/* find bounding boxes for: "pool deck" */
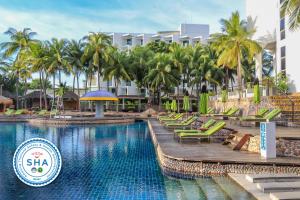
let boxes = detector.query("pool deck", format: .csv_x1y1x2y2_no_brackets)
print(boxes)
148,119,300,177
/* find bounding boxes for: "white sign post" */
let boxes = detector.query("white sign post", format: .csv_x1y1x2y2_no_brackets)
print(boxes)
260,122,276,159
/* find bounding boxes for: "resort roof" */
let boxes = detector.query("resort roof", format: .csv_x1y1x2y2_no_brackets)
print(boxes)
24,91,51,99
61,91,79,101
0,96,13,105
80,90,118,101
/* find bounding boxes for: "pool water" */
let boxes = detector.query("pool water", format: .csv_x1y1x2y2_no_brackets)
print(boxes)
0,122,254,200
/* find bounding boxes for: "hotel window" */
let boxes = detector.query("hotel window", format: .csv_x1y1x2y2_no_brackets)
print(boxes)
125,81,131,87
182,40,189,46
280,1,286,40
126,38,132,45
140,39,143,45
168,40,172,44
281,46,286,73
155,39,160,43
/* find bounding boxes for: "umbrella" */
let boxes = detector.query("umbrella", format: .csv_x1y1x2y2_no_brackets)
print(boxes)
171,99,177,112
221,87,228,112
253,78,261,115
165,101,171,112
183,96,190,112
253,84,261,105
199,85,208,114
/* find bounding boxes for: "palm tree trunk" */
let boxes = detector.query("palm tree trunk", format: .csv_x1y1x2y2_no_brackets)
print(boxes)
97,67,101,90
237,52,242,100
53,74,56,105
177,86,180,113
58,70,62,85
42,71,48,109
225,67,229,89
16,72,19,110
39,71,42,109
115,81,119,112
24,79,28,109
72,72,76,92
77,72,80,111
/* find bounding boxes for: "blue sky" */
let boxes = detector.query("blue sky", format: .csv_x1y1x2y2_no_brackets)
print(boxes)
0,0,245,42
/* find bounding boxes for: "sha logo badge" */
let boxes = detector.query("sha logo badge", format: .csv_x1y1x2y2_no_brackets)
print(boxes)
13,138,62,187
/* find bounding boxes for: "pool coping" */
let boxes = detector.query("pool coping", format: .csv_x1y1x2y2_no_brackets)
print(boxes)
147,120,300,178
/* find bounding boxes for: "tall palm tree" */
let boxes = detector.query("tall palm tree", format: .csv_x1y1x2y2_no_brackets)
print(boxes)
66,39,85,99
281,0,300,31
129,46,154,93
145,53,178,111
0,28,37,108
47,38,70,104
213,11,262,99
83,32,111,90
103,49,131,112
29,41,51,109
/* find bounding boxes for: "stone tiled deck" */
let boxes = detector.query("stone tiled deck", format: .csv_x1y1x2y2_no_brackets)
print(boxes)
148,119,300,177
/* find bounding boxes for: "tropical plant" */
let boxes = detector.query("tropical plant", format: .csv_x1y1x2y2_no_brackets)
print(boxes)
47,38,71,103
0,28,37,108
212,11,262,99
83,32,111,90
145,53,178,111
281,0,300,31
103,49,131,111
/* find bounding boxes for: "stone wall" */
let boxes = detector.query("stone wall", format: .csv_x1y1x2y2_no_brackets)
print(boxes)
147,120,300,177
209,97,274,117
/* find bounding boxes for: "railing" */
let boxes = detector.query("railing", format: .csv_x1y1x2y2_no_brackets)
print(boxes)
276,88,295,122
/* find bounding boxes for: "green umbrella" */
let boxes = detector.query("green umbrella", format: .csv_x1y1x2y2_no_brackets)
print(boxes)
183,96,190,112
165,101,171,111
253,84,261,105
199,93,208,114
171,99,177,112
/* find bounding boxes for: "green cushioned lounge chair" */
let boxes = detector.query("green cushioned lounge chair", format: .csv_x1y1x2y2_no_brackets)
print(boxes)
160,113,183,122
165,116,198,128
158,112,176,120
177,121,226,142
210,107,232,116
174,119,216,136
255,108,269,118
240,109,281,122
211,107,239,117
207,107,214,114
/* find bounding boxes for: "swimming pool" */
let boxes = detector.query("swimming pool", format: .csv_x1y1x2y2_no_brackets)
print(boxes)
0,122,254,199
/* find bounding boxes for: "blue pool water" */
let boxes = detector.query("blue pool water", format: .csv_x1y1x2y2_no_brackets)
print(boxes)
0,122,254,200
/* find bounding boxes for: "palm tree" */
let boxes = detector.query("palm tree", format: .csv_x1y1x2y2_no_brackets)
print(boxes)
145,53,178,111
213,11,262,99
83,32,111,90
281,0,300,31
129,46,154,94
47,38,70,104
103,49,131,112
29,41,51,109
66,39,85,100
0,28,37,108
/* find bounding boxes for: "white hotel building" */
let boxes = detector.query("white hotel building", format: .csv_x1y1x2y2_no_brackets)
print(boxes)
246,0,300,93
90,24,210,97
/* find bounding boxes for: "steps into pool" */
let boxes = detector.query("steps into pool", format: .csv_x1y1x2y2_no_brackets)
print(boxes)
229,173,300,200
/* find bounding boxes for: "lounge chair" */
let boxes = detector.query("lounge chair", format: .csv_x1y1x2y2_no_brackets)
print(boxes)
174,118,216,136
207,107,214,114
254,108,269,118
177,121,226,142
240,108,281,122
165,116,198,128
159,113,183,122
209,107,232,116
212,107,239,117
158,112,176,120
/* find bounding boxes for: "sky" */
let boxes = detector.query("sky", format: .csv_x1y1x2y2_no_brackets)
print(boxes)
0,0,245,42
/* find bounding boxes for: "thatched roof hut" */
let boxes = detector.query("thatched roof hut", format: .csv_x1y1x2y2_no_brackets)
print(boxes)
0,96,13,112
24,91,51,100
61,91,79,110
